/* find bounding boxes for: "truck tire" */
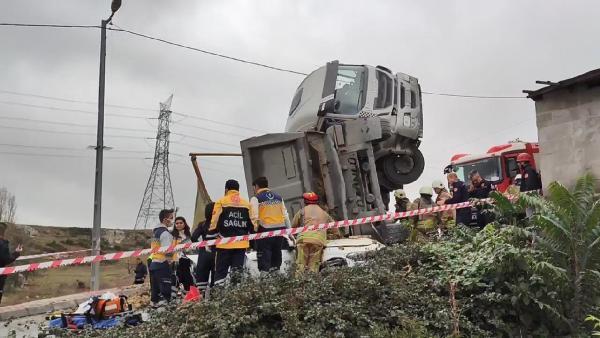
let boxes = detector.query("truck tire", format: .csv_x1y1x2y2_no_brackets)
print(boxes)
378,145,425,188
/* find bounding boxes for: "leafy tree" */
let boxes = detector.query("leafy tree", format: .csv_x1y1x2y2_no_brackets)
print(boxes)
526,173,600,332
0,187,17,222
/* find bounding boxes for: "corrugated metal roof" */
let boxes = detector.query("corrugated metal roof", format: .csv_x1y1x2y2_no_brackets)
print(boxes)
524,68,600,101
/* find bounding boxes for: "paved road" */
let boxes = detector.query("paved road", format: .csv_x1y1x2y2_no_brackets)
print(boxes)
0,314,46,338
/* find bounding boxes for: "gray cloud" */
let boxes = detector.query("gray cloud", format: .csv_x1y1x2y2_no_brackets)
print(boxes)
1,0,599,228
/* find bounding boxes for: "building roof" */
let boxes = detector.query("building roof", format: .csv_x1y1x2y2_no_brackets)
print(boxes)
524,67,600,101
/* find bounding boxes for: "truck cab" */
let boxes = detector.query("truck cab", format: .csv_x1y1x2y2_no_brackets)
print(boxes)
447,140,540,192
285,61,425,190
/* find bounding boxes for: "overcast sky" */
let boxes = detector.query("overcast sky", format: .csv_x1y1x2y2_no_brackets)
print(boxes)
1,0,599,229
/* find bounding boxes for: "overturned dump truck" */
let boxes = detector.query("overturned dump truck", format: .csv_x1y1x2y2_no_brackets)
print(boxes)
241,61,424,243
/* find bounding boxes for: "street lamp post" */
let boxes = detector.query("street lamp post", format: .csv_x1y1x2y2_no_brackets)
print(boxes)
91,0,121,292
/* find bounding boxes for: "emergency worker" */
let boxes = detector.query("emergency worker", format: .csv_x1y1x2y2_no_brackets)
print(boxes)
250,177,291,274
292,192,339,275
0,222,22,304
191,202,216,296
393,189,410,213
149,209,176,307
408,186,437,235
468,170,494,199
207,180,254,286
517,153,542,192
439,172,471,226
432,179,455,228
468,170,495,228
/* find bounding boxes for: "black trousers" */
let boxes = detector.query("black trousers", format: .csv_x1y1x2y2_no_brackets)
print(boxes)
176,257,194,291
214,248,246,286
256,236,284,272
0,275,6,304
195,249,215,292
149,261,172,303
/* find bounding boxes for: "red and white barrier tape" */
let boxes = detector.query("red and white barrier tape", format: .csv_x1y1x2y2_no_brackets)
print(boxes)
0,200,480,276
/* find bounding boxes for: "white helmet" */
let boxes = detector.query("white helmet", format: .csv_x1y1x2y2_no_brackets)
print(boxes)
394,189,406,199
419,186,434,196
432,179,445,190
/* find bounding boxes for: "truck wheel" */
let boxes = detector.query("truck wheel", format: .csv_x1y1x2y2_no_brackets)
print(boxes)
378,146,425,188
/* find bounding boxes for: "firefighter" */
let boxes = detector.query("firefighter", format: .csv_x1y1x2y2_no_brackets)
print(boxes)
468,170,495,228
393,189,410,212
432,179,455,228
439,172,471,226
249,176,291,274
516,153,542,192
292,192,339,275
408,186,437,236
207,180,255,286
468,170,494,199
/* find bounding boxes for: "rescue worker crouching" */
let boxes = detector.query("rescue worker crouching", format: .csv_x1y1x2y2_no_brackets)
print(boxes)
250,176,291,274
207,179,254,286
292,192,340,275
408,186,437,240
432,179,455,229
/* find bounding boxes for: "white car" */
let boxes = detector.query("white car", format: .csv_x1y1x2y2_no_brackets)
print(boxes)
187,236,385,277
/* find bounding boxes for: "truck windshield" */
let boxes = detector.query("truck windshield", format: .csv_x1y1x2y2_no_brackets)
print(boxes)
334,66,366,115
454,157,503,183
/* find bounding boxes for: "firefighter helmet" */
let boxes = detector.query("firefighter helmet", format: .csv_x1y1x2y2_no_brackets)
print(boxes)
303,192,319,204
394,189,406,199
419,186,434,196
516,153,532,163
432,179,445,190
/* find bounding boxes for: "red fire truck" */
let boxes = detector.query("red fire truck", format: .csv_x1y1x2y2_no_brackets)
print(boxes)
446,140,540,192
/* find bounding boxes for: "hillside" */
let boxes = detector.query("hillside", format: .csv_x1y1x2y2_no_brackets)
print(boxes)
4,223,151,255
1,223,152,307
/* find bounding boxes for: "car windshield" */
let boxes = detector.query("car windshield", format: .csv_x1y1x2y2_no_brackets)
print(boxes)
454,157,502,183
334,66,366,115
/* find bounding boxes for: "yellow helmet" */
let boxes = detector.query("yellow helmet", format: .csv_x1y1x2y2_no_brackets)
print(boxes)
394,189,406,199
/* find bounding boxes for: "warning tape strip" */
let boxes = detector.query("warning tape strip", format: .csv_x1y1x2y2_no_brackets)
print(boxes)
0,199,484,276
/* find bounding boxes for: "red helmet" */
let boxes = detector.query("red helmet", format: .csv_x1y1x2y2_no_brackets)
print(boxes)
303,192,319,204
516,153,533,163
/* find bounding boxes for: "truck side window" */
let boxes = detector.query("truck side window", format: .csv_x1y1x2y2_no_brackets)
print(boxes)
288,88,303,116
400,84,406,109
334,66,366,115
374,70,393,109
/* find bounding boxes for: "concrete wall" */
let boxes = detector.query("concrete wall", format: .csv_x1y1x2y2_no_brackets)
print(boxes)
534,84,600,190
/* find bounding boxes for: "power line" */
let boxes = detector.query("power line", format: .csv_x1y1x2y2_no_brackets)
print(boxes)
0,100,152,119
108,25,308,76
0,142,154,154
0,89,154,112
0,115,154,133
0,22,527,99
0,90,268,132
421,91,526,99
0,124,152,140
0,23,100,29
171,132,240,148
